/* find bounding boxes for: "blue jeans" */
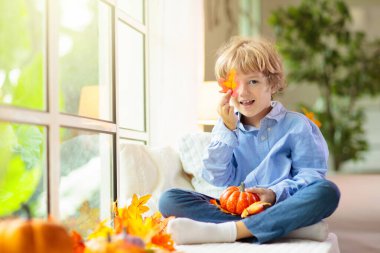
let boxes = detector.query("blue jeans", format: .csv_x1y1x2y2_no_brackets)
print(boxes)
159,179,340,243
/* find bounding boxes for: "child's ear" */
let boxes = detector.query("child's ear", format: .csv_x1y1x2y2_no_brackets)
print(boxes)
271,84,278,94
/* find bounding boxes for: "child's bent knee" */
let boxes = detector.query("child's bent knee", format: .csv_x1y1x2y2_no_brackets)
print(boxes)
158,188,189,217
312,180,341,213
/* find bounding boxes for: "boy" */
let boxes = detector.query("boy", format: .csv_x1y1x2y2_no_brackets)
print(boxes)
159,37,340,244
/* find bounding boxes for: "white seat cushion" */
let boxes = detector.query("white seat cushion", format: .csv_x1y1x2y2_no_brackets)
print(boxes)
119,142,193,213
178,132,225,198
177,233,340,253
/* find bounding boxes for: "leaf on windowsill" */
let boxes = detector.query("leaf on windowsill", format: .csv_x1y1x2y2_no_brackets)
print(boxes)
114,194,176,251
84,194,176,252
127,194,151,220
150,232,176,252
87,219,115,240
77,201,100,237
71,230,85,253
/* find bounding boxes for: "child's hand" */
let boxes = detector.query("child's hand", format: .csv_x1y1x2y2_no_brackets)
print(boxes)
217,89,237,131
246,188,276,205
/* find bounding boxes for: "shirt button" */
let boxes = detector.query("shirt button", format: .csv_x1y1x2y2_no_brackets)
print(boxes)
267,127,271,131
261,136,266,141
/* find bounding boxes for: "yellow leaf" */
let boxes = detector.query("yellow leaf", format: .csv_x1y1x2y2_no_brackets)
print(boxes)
130,193,151,205
138,194,152,205
87,219,115,240
128,194,152,219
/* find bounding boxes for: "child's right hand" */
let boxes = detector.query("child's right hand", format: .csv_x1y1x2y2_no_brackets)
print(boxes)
217,89,237,131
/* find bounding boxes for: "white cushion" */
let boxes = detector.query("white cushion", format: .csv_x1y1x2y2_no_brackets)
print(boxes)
119,142,193,213
119,143,159,199
284,221,329,241
178,132,225,198
176,232,339,253
147,145,194,194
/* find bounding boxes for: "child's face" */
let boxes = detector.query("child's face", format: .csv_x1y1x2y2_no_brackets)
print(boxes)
231,71,274,126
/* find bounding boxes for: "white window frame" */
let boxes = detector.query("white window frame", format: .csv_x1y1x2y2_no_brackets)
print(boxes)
0,0,149,219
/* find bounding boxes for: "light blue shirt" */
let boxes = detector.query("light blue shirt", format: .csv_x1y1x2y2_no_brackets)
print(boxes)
201,101,329,203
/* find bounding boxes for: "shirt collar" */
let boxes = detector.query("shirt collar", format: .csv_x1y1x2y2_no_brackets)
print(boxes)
266,101,287,122
236,101,287,132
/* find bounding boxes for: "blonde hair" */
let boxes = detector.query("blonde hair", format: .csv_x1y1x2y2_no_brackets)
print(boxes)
215,36,286,93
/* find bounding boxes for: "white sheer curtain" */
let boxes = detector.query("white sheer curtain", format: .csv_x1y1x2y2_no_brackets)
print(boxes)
148,0,204,147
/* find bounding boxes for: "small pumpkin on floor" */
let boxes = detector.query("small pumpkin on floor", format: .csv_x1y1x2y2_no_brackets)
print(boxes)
0,204,73,253
211,182,271,217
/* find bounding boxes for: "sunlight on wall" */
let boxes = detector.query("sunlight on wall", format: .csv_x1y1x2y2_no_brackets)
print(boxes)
148,0,204,147
197,81,221,123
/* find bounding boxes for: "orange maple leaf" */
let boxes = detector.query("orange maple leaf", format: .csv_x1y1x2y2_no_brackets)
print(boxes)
151,233,176,252
218,69,239,97
71,230,86,253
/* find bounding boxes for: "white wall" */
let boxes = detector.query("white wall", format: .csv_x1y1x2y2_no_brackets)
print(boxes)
148,0,204,147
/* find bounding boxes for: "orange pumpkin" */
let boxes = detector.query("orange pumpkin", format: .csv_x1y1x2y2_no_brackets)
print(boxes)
0,205,73,253
219,182,260,215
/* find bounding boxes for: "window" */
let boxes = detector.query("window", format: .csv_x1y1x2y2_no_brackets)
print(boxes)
0,0,147,237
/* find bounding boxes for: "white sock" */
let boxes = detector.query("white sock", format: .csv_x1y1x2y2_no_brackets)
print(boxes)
167,218,237,245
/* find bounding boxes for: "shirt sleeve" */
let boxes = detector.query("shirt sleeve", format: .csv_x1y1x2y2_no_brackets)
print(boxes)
201,119,240,187
268,118,329,203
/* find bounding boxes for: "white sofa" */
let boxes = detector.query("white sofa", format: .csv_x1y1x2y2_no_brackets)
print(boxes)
118,132,341,253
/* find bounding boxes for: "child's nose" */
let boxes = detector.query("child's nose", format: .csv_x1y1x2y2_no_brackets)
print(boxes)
236,82,249,96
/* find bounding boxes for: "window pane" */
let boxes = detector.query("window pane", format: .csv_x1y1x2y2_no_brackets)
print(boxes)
0,0,46,111
119,0,144,23
60,128,113,237
118,21,145,131
59,0,113,121
0,122,47,217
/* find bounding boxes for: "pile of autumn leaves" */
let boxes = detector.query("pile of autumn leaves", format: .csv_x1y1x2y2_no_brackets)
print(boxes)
72,194,175,253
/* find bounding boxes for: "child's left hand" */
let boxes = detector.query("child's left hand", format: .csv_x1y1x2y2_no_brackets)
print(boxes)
245,188,276,205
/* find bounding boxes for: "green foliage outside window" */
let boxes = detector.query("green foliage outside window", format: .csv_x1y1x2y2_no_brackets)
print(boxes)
0,0,100,217
0,0,45,217
0,123,45,217
0,0,45,110
269,0,380,171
